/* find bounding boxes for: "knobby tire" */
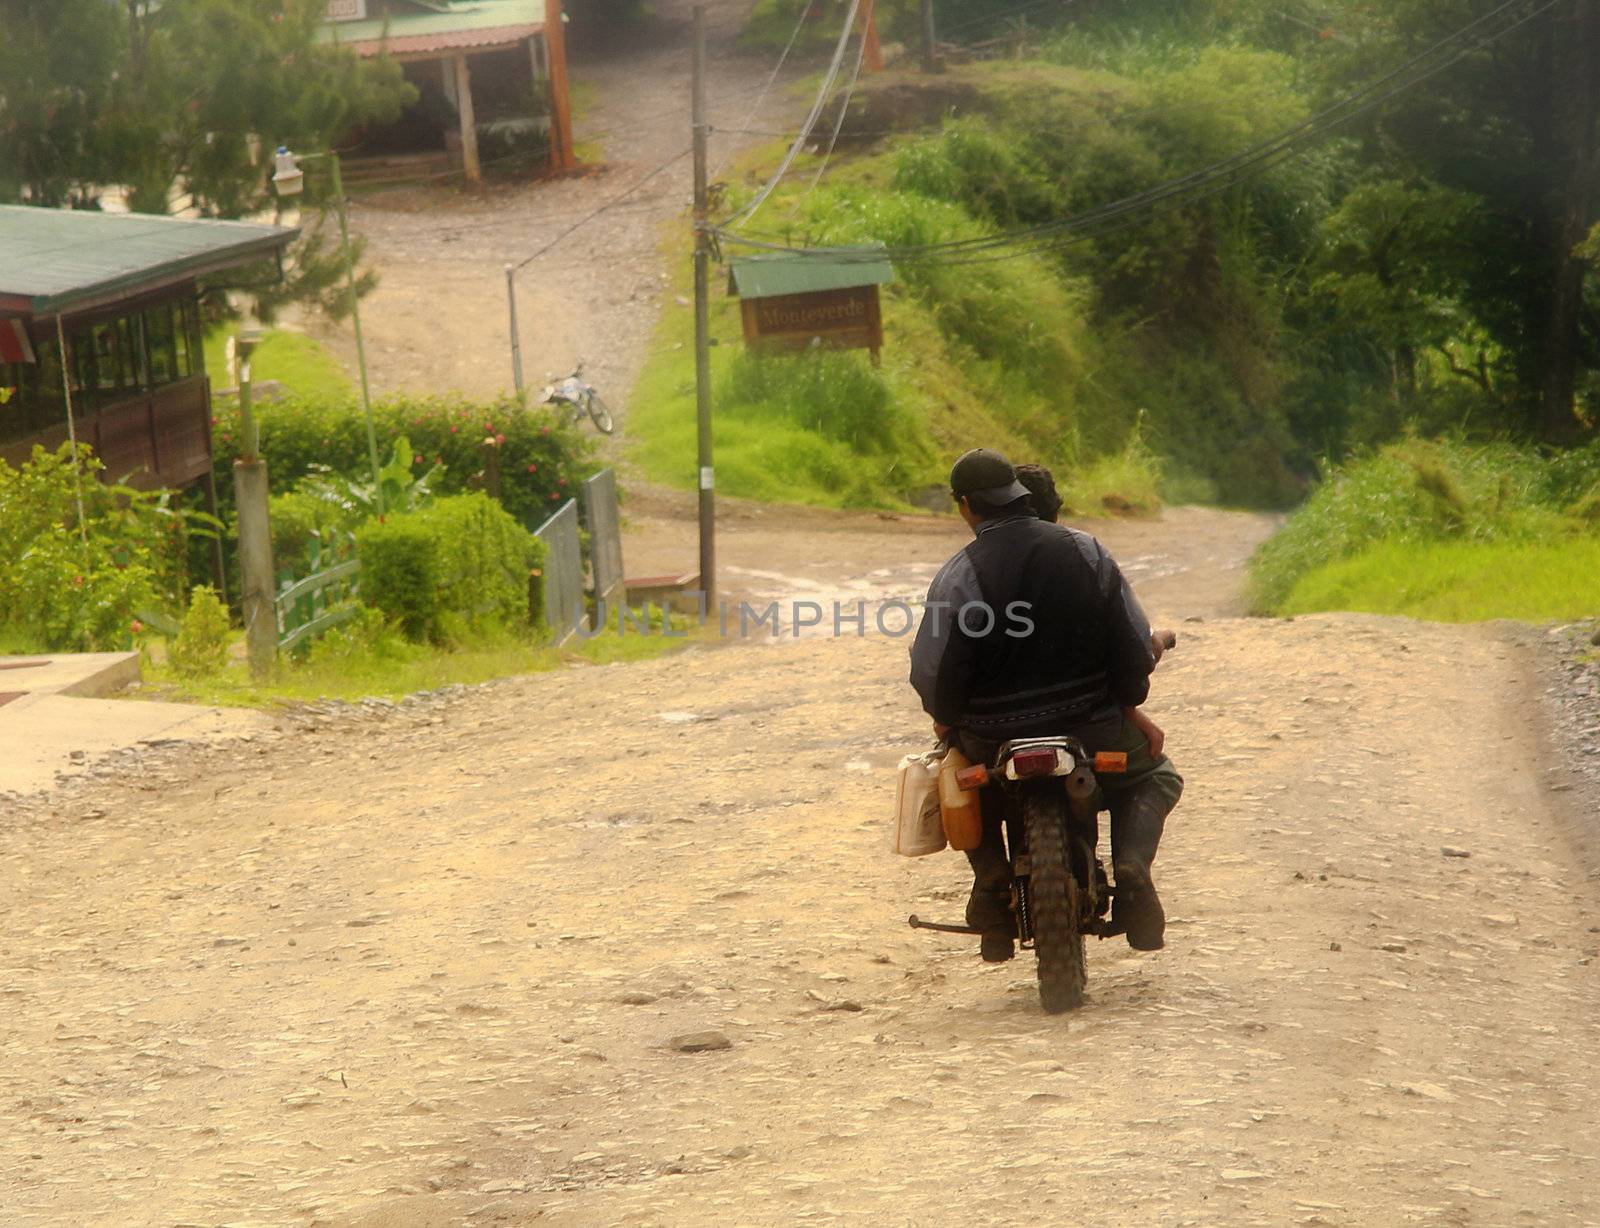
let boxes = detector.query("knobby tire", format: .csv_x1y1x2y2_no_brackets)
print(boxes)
587,393,616,435
1023,788,1087,1013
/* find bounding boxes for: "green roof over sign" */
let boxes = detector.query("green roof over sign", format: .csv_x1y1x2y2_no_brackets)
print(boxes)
0,206,299,317
727,244,895,300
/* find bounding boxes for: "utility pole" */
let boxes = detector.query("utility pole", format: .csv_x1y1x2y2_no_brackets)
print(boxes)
505,264,525,398
921,0,941,73
328,151,384,514
233,329,277,682
692,6,716,609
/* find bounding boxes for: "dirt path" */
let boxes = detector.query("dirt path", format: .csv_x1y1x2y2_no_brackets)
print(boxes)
307,0,801,413
4,508,1599,1228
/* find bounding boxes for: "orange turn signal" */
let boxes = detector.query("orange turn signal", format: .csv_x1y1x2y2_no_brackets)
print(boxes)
1093,751,1129,774
954,763,990,790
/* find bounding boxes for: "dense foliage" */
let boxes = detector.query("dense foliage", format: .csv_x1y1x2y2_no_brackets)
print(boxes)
355,493,546,643
716,0,1599,507
0,0,412,316
211,394,600,536
0,444,209,651
1248,437,1600,612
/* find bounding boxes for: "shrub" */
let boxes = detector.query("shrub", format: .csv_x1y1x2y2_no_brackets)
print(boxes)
355,493,546,643
0,443,205,651
355,516,442,641
269,489,359,579
170,586,232,678
722,349,902,452
1247,438,1581,613
211,393,599,532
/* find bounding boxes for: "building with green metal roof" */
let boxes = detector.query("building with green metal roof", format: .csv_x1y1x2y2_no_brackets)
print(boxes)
0,205,299,498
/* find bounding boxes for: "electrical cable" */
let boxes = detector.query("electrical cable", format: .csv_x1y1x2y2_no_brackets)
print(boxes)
712,0,1560,263
512,146,693,273
799,23,869,200
803,0,1562,271
711,0,819,181
720,0,864,229
723,0,1547,256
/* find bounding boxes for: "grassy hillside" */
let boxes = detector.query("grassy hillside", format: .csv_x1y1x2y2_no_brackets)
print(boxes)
1249,437,1600,622
631,56,1320,510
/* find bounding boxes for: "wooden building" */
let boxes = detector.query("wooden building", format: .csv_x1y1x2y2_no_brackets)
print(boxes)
322,0,576,182
0,206,299,492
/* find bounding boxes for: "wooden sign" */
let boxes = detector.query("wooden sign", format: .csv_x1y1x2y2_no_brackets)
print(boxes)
739,285,883,357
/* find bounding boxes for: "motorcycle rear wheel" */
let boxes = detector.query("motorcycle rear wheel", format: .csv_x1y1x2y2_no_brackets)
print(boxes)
1022,788,1087,1013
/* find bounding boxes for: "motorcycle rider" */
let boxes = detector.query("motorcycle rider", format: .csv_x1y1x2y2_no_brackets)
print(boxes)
910,448,1183,962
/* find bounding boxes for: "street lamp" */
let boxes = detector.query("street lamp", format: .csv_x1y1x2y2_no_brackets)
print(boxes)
272,145,383,514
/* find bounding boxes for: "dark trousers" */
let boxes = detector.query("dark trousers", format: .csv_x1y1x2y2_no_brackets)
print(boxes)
957,718,1184,933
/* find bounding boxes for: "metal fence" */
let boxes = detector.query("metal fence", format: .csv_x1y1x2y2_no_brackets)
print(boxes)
276,559,361,652
582,467,625,618
533,498,585,645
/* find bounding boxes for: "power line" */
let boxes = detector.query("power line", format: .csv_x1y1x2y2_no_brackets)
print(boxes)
711,0,819,181
713,0,1560,264
720,0,864,230
512,146,692,273
799,23,869,200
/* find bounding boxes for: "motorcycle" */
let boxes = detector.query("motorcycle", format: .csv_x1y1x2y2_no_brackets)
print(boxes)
909,631,1177,1014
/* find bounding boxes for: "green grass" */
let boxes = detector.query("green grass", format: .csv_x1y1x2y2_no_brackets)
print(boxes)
140,613,695,708
1280,537,1600,624
1247,438,1575,613
203,327,354,401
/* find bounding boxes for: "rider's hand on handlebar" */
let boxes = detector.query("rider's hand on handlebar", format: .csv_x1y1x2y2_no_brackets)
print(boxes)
1150,628,1177,665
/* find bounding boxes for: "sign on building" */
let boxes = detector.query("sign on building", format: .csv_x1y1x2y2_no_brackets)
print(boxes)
326,0,369,21
728,244,895,362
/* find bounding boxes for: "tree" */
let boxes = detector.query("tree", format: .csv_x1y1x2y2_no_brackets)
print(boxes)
1,0,412,213
1311,0,1600,440
0,0,413,318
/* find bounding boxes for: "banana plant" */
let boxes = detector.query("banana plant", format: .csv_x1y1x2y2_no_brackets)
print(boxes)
299,434,444,521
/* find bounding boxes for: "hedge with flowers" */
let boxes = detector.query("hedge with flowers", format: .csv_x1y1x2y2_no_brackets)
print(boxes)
210,393,600,532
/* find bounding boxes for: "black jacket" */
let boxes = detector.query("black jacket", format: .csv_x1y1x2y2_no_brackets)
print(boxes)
909,513,1155,740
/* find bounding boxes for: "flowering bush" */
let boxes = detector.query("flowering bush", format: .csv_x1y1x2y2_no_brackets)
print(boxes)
211,393,599,531
0,444,210,651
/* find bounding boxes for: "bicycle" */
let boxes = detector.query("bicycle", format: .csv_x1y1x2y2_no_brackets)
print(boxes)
536,362,615,434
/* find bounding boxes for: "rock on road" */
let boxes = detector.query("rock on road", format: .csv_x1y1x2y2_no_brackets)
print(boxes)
3,509,1599,1228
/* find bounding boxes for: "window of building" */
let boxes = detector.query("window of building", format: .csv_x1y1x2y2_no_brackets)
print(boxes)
144,304,177,386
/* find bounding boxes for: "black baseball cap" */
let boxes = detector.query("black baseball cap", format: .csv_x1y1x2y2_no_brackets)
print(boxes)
950,448,1029,509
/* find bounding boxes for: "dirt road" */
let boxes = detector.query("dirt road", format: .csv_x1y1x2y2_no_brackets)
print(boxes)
309,0,802,411
4,507,1599,1228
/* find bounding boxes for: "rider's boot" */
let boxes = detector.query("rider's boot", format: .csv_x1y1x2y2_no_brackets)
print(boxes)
1111,788,1169,952
965,838,1016,963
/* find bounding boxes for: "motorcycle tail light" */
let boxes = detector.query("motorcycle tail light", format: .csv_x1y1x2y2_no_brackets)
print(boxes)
1011,748,1059,778
954,764,989,790
1094,751,1129,774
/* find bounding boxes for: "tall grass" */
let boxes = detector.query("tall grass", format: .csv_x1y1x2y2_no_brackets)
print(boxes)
1281,538,1600,624
1248,437,1596,615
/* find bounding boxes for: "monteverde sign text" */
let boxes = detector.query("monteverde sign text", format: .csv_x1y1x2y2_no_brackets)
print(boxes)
739,285,884,358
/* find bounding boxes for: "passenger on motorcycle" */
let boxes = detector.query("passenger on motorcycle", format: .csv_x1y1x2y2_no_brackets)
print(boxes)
910,448,1183,962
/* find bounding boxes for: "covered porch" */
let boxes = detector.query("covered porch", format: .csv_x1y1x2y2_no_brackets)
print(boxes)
322,0,576,185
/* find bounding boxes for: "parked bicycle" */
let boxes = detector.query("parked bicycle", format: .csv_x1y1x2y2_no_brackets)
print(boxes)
537,362,615,434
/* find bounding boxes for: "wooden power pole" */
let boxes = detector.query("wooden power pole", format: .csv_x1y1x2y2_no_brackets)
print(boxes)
921,0,941,73
692,7,716,608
